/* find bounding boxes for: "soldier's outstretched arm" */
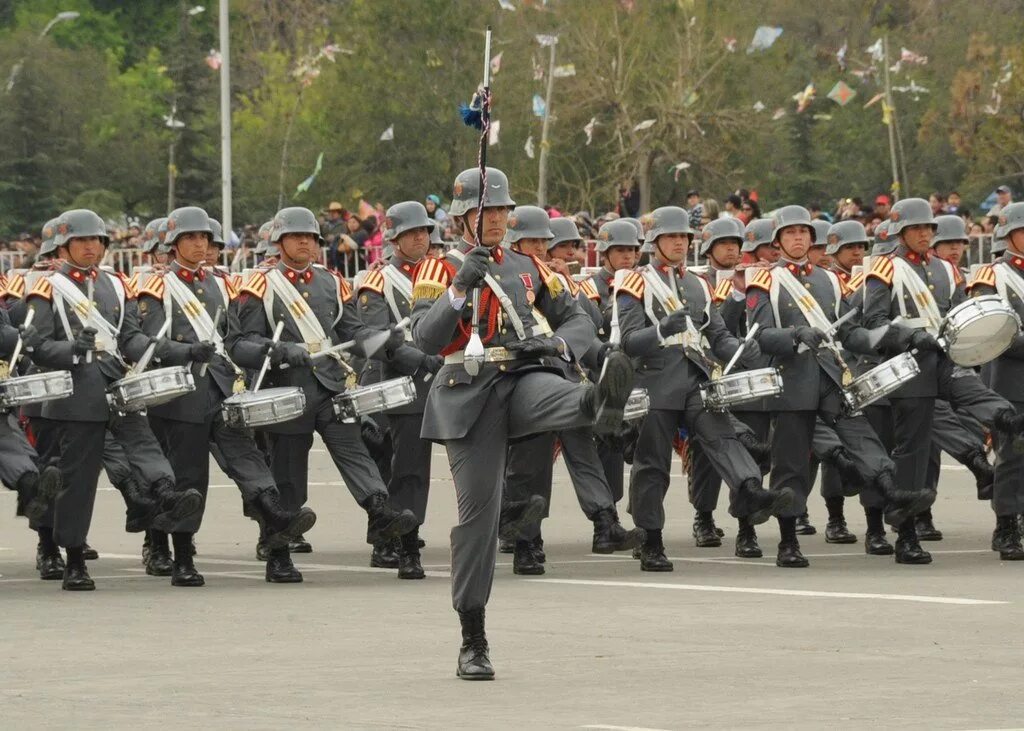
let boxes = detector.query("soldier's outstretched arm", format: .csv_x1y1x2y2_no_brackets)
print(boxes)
0,307,19,357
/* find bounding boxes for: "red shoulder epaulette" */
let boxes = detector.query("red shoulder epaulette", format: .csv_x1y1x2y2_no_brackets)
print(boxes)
411,257,454,301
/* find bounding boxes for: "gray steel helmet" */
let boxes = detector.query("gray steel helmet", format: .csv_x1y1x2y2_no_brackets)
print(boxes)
870,220,896,255
549,218,582,248
254,220,279,256
165,206,213,247
825,220,869,255
742,218,774,253
448,167,516,217
994,202,1024,240
931,214,968,247
270,206,323,244
642,206,693,244
38,217,62,258
209,218,226,247
596,219,643,253
810,219,831,247
888,197,936,236
54,209,109,248
383,201,433,241
429,220,443,245
698,216,745,257
140,217,168,255
992,234,1008,256
505,205,553,244
771,205,815,243
620,217,645,242
157,219,172,254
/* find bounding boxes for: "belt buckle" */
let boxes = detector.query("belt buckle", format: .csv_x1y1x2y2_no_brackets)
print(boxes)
307,341,321,354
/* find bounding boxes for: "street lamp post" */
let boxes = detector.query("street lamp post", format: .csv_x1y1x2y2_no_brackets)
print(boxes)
5,11,80,93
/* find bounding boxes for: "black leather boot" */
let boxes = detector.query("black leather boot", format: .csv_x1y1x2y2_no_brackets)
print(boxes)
592,507,645,553
581,350,634,435
141,531,152,565
266,546,304,582
247,490,317,550
170,532,204,587
963,449,994,501
36,529,64,581
776,517,809,568
288,534,312,553
398,530,425,580
370,538,400,569
991,515,1024,561
150,478,203,532
82,542,99,561
145,530,174,577
530,535,546,564
15,465,60,521
640,530,673,572
876,470,929,526
62,546,95,591
734,518,762,558
823,447,866,496
825,518,857,544
914,510,943,541
895,520,932,565
513,540,545,575
732,478,794,525
497,495,546,542
363,493,418,543
795,512,817,536
737,431,772,475
114,475,160,533
692,511,722,548
498,536,514,553
456,609,494,680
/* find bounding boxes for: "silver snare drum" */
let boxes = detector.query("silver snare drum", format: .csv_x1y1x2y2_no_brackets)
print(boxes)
0,371,73,408
701,367,783,411
108,366,195,412
221,387,306,428
332,377,416,422
623,388,650,421
844,353,920,411
940,295,1020,367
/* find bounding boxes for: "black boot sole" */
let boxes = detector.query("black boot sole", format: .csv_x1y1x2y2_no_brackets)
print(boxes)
265,508,318,550
894,554,932,565
865,542,895,556
694,535,723,548
825,533,858,545
171,576,206,587
288,541,313,553
456,668,495,680
512,563,545,576
152,489,203,532
266,571,304,583
593,527,646,554
145,561,174,577
591,353,633,436
498,496,546,542
368,509,419,543
23,467,62,522
61,581,95,591
747,488,794,526
735,546,763,559
776,556,810,568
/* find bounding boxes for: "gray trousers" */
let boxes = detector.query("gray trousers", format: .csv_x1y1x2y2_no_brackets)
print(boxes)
992,399,1024,516
813,419,888,510
269,389,387,512
688,411,770,513
928,400,988,493
891,362,1009,511
384,412,431,524
630,388,762,531
505,426,615,539
445,372,592,612
0,413,38,488
149,411,277,533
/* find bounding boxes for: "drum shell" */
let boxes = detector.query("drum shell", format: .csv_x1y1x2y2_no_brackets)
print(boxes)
623,388,650,421
701,368,783,411
844,353,921,411
941,296,1020,367
221,387,306,428
108,367,195,413
0,371,74,408
332,376,417,422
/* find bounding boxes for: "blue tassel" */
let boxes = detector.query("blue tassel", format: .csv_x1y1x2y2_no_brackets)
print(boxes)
459,102,483,130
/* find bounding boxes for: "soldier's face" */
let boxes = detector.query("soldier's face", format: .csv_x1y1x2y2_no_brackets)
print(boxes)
174,232,210,268
655,233,690,264
463,207,509,246
280,232,319,267
901,224,934,254
934,240,965,264
605,246,636,271
1010,230,1024,254
807,245,826,265
709,241,740,268
755,243,781,263
63,236,104,267
835,243,866,270
396,227,430,262
778,225,811,260
206,241,222,264
515,238,549,259
549,242,578,262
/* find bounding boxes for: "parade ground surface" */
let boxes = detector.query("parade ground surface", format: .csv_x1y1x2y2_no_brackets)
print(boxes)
2,443,1022,730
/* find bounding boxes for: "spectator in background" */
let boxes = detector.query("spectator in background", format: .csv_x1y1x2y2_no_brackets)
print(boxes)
700,199,720,227
724,193,743,218
873,193,892,220
336,213,366,275
686,190,703,230
929,193,947,216
987,185,1013,229
425,194,449,226
16,233,38,268
947,191,962,214
616,178,640,218
809,203,833,223
740,199,761,223
686,189,701,209
362,215,383,265
969,221,984,237
321,201,349,270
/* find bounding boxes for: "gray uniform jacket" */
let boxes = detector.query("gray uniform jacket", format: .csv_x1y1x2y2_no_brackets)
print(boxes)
27,263,149,422
616,262,745,410
971,256,1024,401
410,241,595,441
862,245,965,398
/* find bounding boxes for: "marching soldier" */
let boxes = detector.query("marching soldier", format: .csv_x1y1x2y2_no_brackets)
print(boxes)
747,205,910,567
25,209,202,590
967,201,1024,559
137,206,317,585
409,167,633,680
227,206,418,562
862,197,1024,564
356,201,443,579
503,210,644,575
618,205,791,572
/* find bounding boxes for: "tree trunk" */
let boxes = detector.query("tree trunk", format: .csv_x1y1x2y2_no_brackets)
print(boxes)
638,151,653,213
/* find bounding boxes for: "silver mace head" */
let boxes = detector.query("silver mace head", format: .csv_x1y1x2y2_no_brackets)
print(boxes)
463,333,485,376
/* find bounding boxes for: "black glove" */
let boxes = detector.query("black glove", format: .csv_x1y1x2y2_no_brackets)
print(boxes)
188,340,217,363
268,342,313,368
910,330,943,353
738,338,763,366
18,324,41,351
658,309,689,337
451,246,491,291
423,354,444,374
72,327,97,356
505,336,563,358
793,326,825,350
384,325,406,352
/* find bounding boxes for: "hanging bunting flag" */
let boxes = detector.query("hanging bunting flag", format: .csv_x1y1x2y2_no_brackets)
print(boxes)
792,83,815,113
524,135,535,159
752,101,766,112
498,0,516,10
488,120,501,146
426,49,443,68
827,80,856,106
379,125,394,141
205,49,222,71
533,58,545,81
900,48,928,65
535,34,559,47
668,162,690,181
863,92,884,108
490,52,503,76
865,39,883,62
812,113,833,121
532,94,547,118
358,199,376,219
553,64,576,78
836,42,848,71
724,37,737,53
893,80,930,100
682,90,698,107
583,116,598,145
633,118,656,131
881,101,893,126
772,107,786,121
294,152,324,198
747,26,783,54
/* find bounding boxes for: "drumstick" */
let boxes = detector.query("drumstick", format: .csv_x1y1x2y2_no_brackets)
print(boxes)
7,309,34,377
85,276,94,364
133,319,171,375
795,306,860,354
253,320,285,392
305,317,412,362
722,323,760,377
199,306,223,378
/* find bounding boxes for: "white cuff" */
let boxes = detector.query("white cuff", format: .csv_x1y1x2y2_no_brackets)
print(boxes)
447,286,466,310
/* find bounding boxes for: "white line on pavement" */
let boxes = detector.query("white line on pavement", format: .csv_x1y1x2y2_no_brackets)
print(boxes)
581,725,675,731
528,578,1008,605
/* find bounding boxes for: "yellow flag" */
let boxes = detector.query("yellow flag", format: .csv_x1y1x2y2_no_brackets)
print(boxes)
881,101,893,126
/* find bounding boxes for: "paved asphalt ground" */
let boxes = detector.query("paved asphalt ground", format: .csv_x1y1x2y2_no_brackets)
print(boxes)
1,442,1022,730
